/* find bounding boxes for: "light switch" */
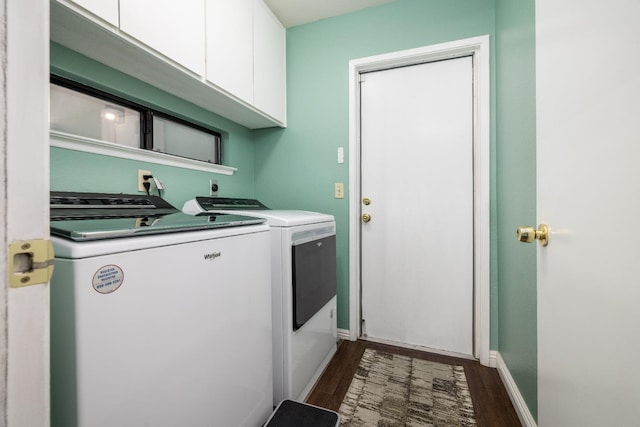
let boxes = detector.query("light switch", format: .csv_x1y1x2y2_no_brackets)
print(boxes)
335,182,344,199
337,147,344,164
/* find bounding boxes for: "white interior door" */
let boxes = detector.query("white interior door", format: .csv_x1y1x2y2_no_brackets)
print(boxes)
536,1,640,425
1,0,50,425
360,56,474,356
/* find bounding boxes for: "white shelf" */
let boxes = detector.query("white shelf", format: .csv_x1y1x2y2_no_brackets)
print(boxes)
51,131,237,175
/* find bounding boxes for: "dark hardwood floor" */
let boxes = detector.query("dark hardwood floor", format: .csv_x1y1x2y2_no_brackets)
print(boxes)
306,340,522,426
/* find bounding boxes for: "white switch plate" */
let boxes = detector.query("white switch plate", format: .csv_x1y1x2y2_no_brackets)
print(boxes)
335,182,344,199
337,147,344,164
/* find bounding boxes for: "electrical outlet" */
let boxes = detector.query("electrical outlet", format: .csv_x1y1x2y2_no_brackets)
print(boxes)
210,179,219,196
335,182,344,199
138,169,151,192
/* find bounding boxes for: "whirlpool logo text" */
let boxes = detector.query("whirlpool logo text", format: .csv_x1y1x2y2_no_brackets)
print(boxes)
203,252,222,261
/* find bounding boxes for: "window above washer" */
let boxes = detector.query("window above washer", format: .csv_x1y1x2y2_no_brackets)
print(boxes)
49,76,231,173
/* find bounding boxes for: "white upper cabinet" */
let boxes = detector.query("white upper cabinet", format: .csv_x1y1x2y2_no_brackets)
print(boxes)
119,0,206,76
51,0,286,128
253,0,286,124
205,0,254,104
70,0,119,26
205,0,286,124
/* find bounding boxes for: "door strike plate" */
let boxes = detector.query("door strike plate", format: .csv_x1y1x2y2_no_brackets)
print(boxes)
8,239,54,288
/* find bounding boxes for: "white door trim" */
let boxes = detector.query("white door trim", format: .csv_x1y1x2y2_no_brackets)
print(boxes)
2,0,51,425
347,35,491,366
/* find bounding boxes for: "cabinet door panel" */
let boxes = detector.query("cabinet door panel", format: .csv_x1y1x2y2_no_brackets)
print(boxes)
120,0,205,75
253,0,286,123
71,0,119,26
205,0,254,104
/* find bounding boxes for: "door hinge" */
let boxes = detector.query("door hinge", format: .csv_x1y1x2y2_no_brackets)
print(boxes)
8,239,54,288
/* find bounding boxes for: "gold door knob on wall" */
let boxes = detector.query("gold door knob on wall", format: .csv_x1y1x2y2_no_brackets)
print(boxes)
362,213,372,223
516,224,549,247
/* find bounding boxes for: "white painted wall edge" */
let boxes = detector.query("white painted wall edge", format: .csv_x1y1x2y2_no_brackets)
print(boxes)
492,351,537,427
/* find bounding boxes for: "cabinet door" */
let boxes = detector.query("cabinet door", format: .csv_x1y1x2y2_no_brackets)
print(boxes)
253,0,286,124
71,0,119,26
205,0,254,104
120,0,206,75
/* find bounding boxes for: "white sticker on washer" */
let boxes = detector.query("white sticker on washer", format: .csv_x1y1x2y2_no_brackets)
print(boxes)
92,264,124,294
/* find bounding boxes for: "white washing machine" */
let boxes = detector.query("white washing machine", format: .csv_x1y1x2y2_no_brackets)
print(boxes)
50,192,273,427
183,197,338,406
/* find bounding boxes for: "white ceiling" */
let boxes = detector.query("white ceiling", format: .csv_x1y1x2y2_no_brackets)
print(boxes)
263,0,398,28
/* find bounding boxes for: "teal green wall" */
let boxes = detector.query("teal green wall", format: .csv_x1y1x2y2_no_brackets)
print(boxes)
50,43,256,208
254,0,498,341
51,2,538,418
496,0,537,419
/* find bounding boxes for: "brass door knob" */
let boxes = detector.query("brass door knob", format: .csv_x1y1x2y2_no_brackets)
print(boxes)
363,197,371,206
517,224,549,247
362,213,372,223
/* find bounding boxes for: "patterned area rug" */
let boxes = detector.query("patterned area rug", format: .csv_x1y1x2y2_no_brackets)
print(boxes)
338,349,476,426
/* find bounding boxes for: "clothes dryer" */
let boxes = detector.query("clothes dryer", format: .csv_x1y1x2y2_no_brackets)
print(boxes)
183,197,338,405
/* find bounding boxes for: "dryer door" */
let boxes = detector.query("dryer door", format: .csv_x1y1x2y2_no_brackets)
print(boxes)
291,234,337,330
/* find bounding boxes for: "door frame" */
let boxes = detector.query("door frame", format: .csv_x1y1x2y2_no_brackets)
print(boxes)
1,0,50,424
347,35,491,365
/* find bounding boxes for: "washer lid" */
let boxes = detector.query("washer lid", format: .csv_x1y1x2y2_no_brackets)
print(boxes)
51,212,266,241
50,192,265,241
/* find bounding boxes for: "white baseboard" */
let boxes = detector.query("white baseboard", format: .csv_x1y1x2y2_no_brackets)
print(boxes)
489,350,498,368
492,351,537,427
337,328,351,341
